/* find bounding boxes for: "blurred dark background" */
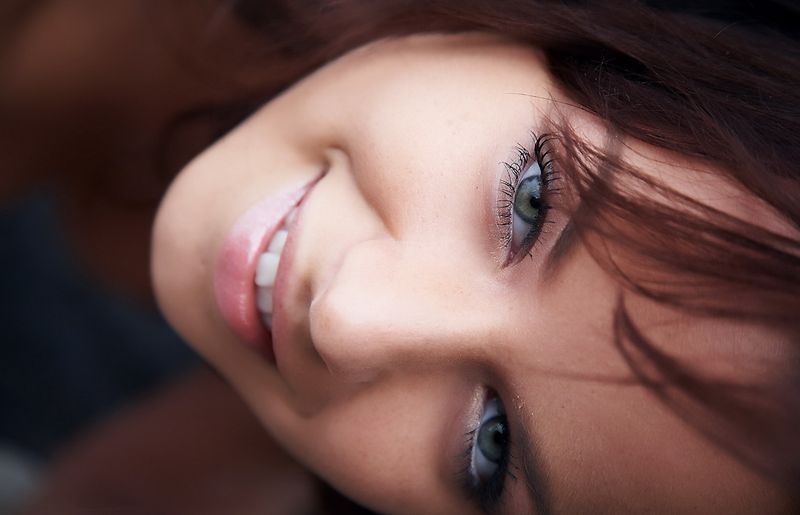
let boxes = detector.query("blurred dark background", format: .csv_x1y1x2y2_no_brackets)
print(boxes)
0,1,321,513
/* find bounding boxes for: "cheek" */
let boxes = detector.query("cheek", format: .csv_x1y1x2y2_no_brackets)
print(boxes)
279,373,469,514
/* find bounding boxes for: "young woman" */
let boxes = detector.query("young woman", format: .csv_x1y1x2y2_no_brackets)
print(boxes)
9,1,796,513
147,1,800,512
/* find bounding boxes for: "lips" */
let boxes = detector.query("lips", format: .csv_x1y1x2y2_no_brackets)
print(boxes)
213,178,318,360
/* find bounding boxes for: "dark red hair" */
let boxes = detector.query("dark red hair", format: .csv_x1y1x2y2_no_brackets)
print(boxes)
169,0,800,504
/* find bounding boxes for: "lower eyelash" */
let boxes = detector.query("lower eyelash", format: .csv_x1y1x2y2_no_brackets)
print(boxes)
457,409,521,511
455,428,478,503
496,132,560,256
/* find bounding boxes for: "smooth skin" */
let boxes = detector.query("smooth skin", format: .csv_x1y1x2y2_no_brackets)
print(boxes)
153,34,790,513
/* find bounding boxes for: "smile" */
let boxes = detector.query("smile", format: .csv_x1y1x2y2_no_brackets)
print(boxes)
255,207,296,330
213,177,318,360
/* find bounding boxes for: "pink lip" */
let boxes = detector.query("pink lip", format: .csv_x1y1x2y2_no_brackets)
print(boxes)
213,179,317,360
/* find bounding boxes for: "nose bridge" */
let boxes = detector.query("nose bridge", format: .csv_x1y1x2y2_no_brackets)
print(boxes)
309,237,494,379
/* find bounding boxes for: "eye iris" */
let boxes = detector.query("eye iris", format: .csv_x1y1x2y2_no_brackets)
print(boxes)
513,173,542,224
477,415,508,463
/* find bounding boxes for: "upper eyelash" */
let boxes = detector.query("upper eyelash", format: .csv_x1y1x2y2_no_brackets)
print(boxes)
457,407,521,512
496,132,560,254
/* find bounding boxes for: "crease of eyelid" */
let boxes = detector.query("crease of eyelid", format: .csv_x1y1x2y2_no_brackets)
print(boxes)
448,385,487,511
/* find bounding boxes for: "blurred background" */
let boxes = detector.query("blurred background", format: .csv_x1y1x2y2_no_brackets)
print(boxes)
0,1,358,513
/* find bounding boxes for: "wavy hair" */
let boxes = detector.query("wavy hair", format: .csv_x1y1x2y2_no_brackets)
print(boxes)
177,0,800,503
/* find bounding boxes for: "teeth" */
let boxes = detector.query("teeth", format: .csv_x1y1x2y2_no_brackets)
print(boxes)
257,287,273,312
255,211,298,332
268,229,288,253
255,252,280,287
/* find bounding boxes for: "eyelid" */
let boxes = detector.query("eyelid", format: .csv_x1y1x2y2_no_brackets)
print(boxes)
458,388,516,512
451,386,486,489
495,132,560,267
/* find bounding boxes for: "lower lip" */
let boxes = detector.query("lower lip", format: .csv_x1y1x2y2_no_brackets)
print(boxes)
213,180,315,360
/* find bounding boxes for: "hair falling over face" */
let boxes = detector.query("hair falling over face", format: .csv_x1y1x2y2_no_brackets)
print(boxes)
152,0,800,510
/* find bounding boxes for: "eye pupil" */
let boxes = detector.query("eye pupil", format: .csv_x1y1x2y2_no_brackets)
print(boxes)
477,415,509,464
513,174,542,223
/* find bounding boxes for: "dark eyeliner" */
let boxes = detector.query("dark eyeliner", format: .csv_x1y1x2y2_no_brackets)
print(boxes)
496,132,559,265
457,395,517,513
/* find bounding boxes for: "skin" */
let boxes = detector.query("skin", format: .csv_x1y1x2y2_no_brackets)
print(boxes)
152,34,790,513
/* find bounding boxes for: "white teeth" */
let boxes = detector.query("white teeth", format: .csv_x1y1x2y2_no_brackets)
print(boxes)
255,210,298,331
268,229,288,253
257,287,273,313
261,312,272,329
255,252,280,287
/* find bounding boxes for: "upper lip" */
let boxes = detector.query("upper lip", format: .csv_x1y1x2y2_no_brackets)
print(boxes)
213,176,321,358
268,177,320,372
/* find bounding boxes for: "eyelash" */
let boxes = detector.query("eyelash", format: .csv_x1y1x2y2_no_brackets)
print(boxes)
496,133,560,264
458,395,520,512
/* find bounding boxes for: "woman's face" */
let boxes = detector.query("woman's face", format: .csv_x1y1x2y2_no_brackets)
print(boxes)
152,34,786,513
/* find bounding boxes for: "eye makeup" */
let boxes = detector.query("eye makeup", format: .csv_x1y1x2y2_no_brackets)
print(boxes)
451,131,561,513
458,389,519,512
496,133,560,266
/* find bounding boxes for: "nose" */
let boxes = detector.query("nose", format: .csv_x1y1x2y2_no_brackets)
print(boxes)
308,237,499,380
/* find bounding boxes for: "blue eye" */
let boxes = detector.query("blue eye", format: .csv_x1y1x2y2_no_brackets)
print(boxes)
466,396,510,506
497,134,557,264
510,161,544,250
471,397,508,481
